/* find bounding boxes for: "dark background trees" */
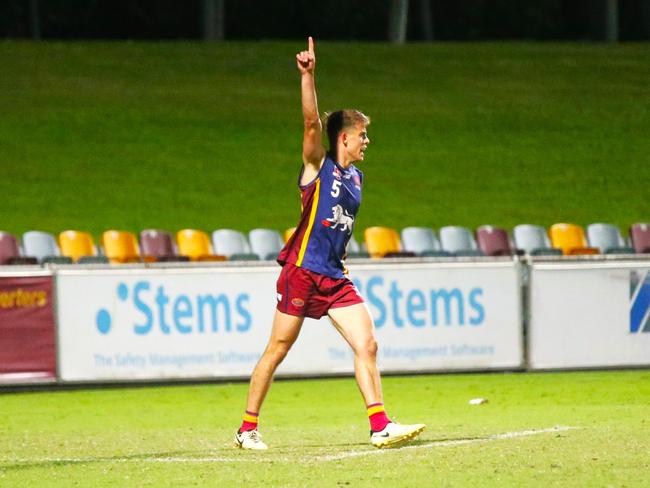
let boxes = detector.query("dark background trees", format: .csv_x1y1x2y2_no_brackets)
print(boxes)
1,0,649,41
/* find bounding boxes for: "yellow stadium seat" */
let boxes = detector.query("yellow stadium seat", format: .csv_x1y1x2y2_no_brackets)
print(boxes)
58,230,97,262
284,227,296,243
177,229,225,261
102,230,141,263
549,223,599,255
364,226,401,258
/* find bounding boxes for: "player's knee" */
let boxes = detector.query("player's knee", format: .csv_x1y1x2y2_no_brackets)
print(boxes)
356,338,378,360
268,339,293,363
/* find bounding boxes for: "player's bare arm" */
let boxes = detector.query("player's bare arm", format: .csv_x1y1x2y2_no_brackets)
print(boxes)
296,36,325,185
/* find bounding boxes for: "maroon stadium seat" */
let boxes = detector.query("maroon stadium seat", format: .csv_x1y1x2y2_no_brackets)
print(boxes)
476,225,512,256
0,231,37,265
140,229,188,262
630,223,650,254
0,231,21,264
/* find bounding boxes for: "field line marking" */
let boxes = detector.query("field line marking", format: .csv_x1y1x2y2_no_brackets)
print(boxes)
0,426,574,465
317,425,575,462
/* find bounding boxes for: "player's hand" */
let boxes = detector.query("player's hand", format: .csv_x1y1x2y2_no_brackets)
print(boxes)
296,36,316,74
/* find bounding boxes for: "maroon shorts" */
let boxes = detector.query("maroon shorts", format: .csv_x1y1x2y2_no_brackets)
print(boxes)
276,263,364,319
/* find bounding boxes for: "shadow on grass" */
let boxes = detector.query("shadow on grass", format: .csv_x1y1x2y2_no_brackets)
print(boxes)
0,449,206,472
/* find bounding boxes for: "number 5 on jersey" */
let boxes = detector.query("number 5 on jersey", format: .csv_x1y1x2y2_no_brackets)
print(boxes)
331,180,342,197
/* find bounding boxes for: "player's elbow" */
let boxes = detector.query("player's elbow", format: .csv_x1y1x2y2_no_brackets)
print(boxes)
303,117,322,131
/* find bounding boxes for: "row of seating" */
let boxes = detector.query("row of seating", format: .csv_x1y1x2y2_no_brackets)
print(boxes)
291,222,648,258
0,223,649,265
368,223,650,257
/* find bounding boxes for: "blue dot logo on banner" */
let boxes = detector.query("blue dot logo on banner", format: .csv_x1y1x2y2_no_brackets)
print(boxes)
95,309,111,334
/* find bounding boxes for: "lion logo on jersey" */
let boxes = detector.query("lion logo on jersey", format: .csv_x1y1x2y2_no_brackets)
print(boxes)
322,204,354,234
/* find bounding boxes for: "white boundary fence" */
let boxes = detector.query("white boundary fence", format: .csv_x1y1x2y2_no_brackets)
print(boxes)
527,260,650,369
55,260,523,382
2,256,650,385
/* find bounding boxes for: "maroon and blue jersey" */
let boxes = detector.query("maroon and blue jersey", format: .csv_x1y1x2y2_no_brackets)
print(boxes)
278,156,363,279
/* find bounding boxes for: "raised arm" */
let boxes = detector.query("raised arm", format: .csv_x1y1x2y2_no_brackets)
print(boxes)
296,37,325,181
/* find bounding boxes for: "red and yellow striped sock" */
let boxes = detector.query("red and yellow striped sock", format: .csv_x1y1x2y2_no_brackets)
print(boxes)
367,403,390,432
240,410,259,432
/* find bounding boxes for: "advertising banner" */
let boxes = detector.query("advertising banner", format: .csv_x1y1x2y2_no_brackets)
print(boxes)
528,262,650,369
56,261,523,382
0,273,57,382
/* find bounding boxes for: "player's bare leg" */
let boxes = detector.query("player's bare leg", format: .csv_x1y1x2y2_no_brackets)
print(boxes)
328,303,425,448
328,303,383,404
235,310,304,450
246,310,304,412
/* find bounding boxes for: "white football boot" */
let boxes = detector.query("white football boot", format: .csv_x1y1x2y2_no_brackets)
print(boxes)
370,422,426,448
234,429,268,450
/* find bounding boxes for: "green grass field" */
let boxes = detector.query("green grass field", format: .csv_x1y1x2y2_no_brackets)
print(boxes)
1,371,649,487
1,41,649,240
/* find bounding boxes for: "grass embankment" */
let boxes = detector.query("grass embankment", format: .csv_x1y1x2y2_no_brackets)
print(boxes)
1,42,648,240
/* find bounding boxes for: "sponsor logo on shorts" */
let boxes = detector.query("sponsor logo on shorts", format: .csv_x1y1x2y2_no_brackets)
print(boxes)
291,298,305,307
277,293,283,302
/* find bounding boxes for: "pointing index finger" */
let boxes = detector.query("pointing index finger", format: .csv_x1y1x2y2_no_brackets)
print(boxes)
308,36,314,54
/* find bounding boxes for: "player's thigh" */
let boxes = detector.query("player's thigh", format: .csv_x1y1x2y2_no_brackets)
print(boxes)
267,309,305,350
327,303,376,352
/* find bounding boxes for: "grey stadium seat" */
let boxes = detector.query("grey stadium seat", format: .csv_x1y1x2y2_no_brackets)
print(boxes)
439,226,482,256
347,234,361,253
345,234,369,258
587,223,634,254
22,230,60,263
212,229,251,258
401,227,441,255
513,224,560,256
249,228,284,260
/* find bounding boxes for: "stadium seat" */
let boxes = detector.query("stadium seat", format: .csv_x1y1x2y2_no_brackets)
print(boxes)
439,226,483,257
401,227,441,255
587,223,634,254
476,225,512,256
549,223,599,255
0,231,37,265
22,231,60,263
212,229,251,258
512,224,559,255
59,230,98,262
345,234,369,258
347,234,361,253
102,230,142,263
630,223,650,254
0,232,21,263
177,229,225,261
140,229,188,262
364,226,401,258
249,228,284,260
284,227,296,243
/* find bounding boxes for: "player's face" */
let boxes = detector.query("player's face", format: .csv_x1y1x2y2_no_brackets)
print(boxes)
344,122,370,163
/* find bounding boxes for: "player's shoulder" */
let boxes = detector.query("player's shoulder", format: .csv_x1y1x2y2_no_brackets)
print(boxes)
349,164,363,182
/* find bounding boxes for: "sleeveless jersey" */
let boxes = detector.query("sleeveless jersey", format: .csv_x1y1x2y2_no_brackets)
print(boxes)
278,156,363,279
